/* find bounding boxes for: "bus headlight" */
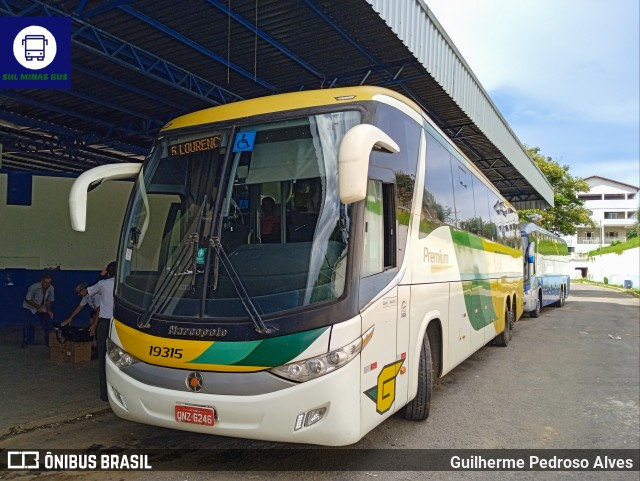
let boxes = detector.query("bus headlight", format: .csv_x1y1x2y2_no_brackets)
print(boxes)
270,327,373,382
107,339,141,368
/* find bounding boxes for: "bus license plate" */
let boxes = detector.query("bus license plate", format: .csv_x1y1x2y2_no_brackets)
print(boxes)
175,404,215,426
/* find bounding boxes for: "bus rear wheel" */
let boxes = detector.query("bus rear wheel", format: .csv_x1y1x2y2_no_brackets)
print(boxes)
402,335,433,421
555,287,566,308
494,307,512,347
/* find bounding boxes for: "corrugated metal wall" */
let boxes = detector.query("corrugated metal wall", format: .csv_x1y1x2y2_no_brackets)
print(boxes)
367,0,554,207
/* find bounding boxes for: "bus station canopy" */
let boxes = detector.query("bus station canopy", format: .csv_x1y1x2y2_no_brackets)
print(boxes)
0,0,553,208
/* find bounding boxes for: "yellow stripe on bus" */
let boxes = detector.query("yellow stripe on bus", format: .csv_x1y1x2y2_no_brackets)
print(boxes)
161,86,420,132
113,320,268,372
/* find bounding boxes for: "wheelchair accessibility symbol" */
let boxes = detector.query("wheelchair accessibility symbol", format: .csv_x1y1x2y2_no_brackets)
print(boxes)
233,131,256,152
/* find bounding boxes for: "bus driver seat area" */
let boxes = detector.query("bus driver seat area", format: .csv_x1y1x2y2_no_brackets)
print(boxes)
286,179,320,243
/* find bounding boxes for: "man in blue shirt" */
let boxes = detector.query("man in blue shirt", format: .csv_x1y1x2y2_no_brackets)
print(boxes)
22,273,55,347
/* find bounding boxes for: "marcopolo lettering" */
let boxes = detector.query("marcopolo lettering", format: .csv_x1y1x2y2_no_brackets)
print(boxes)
168,325,228,338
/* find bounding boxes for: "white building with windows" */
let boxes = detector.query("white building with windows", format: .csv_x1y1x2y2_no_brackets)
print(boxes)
564,176,639,259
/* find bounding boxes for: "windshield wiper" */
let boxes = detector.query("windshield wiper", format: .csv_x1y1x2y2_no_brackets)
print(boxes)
137,235,194,328
211,237,276,335
137,197,208,329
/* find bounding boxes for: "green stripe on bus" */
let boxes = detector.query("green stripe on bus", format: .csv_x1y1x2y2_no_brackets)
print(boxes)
189,327,328,367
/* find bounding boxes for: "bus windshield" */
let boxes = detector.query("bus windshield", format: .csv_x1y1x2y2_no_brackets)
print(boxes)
116,111,360,321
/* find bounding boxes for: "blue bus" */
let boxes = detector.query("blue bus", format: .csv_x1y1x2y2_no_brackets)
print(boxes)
521,222,571,317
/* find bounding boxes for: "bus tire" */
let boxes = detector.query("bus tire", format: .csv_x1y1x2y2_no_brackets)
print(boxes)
494,307,512,347
402,335,433,421
555,287,566,308
529,292,542,318
510,296,517,329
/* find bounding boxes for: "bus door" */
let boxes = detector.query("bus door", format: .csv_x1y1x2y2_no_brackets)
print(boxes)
359,180,405,432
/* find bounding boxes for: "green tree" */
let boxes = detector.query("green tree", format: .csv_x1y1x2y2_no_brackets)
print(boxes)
627,209,640,239
518,146,594,235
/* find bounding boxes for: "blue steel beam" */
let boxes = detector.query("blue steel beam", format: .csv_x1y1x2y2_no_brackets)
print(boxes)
0,128,142,166
0,110,148,156
73,0,89,16
0,129,145,174
1,140,102,172
117,5,278,92
0,0,244,105
82,0,133,18
302,0,449,123
303,1,493,171
60,87,167,127
0,153,80,173
73,65,188,112
0,136,107,171
302,0,383,67
205,0,326,82
0,91,156,139
303,0,523,196
81,0,318,92
72,25,237,105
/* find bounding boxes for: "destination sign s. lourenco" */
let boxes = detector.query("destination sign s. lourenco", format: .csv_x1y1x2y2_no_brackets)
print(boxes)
170,136,221,156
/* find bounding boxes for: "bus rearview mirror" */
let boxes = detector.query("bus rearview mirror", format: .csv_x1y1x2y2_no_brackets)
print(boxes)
69,163,142,232
338,124,399,204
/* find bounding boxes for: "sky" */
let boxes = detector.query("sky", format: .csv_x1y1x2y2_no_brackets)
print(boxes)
425,0,640,185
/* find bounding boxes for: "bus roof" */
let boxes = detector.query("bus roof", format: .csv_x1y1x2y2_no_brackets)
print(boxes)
520,222,566,241
161,86,422,132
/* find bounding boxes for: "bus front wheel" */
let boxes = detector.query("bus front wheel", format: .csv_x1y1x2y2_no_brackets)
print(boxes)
402,335,433,421
529,292,542,318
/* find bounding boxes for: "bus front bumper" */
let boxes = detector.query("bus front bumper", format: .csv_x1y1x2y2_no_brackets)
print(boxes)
105,355,363,446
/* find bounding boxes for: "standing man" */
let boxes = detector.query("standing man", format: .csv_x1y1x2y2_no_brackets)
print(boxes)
88,262,116,402
61,282,101,330
22,273,55,347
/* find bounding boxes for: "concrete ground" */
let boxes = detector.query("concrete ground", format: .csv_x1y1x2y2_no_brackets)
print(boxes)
0,324,108,437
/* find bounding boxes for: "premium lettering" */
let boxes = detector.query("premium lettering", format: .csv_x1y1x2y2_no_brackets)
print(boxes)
423,247,449,264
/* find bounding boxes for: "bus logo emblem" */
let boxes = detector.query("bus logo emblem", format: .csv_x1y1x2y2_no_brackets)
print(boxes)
13,25,57,70
186,372,204,392
364,359,405,414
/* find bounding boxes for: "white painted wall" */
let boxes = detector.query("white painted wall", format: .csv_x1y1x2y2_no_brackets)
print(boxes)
0,173,132,270
584,247,640,289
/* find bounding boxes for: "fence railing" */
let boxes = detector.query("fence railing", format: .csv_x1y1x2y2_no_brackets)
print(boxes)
576,236,626,245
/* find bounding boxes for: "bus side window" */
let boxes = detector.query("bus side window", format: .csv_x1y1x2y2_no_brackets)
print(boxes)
454,161,479,234
362,180,384,277
420,133,455,237
362,179,396,277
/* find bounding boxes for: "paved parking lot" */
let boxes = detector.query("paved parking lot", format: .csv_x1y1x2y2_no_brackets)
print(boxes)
1,283,638,480
0,325,106,436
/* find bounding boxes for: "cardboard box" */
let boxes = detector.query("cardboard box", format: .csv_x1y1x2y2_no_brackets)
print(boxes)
49,331,92,364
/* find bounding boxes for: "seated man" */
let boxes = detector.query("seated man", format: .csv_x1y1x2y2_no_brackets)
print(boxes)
260,196,280,243
22,273,55,347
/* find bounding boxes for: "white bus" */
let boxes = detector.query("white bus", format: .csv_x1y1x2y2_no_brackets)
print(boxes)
521,222,570,317
70,86,523,446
